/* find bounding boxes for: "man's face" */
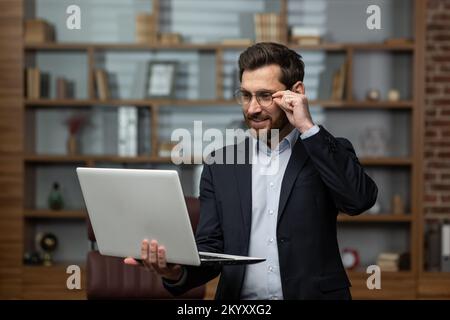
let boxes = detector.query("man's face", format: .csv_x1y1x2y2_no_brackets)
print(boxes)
240,64,289,137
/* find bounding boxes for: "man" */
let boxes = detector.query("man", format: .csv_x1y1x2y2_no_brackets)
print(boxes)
125,42,378,300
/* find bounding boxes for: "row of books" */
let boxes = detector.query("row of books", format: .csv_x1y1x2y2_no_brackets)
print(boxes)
26,68,75,99
376,252,410,272
26,68,49,99
118,106,152,156
94,69,111,100
254,13,282,43
135,13,182,45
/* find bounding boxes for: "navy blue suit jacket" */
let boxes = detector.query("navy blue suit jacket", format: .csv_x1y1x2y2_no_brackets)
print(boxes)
164,126,378,299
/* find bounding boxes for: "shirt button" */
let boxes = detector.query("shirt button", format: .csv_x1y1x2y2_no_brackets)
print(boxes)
269,210,274,215
269,182,274,188
268,266,274,273
269,238,274,243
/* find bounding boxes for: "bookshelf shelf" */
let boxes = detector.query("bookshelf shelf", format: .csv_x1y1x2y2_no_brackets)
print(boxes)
23,155,412,167
24,99,413,109
24,42,415,52
337,214,413,223
24,209,87,219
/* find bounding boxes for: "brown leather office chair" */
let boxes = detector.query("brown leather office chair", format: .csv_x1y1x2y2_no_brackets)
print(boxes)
86,196,205,299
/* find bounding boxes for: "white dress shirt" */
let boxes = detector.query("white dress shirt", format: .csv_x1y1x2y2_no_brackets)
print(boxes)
240,125,320,300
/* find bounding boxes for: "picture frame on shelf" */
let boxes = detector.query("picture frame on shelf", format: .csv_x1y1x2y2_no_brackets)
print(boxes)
146,61,177,98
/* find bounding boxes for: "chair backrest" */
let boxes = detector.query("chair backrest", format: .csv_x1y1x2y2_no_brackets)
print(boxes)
86,196,205,299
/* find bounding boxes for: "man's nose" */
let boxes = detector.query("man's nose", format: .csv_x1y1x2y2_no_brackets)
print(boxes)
247,96,262,115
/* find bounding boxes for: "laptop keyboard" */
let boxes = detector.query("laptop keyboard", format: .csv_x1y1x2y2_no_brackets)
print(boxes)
199,254,234,261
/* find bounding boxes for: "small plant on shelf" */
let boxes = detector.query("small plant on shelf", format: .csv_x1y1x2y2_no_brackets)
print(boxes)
64,113,88,155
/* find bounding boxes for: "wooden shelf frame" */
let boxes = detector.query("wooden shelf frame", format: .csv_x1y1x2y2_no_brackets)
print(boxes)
6,0,429,300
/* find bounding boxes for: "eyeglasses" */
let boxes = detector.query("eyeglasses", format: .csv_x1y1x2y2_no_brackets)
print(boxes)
234,89,275,108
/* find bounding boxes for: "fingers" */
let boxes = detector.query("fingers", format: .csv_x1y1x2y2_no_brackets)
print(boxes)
157,246,167,269
149,240,158,266
124,257,139,265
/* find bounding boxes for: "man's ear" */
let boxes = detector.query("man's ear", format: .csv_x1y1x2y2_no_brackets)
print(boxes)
291,81,305,95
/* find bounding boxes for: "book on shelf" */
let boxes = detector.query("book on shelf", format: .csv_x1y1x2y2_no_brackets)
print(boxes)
26,68,39,99
331,61,347,100
56,77,74,99
290,26,323,46
24,19,55,44
26,68,49,99
94,69,110,100
118,106,138,157
376,252,410,272
254,13,281,43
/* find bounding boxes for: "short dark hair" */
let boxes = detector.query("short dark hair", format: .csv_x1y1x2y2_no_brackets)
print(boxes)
238,42,305,89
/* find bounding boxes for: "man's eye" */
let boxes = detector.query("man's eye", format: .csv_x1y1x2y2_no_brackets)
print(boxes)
259,93,272,100
242,93,251,99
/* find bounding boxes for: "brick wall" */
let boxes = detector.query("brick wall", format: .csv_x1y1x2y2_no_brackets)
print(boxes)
424,0,450,216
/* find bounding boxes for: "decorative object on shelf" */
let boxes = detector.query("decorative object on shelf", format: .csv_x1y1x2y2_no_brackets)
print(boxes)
36,232,58,267
387,89,400,102
341,248,360,270
289,26,323,45
159,33,183,45
254,13,282,43
359,127,389,157
24,19,55,44
367,200,381,215
94,69,111,100
331,61,347,100
146,61,177,98
23,251,42,265
135,14,157,44
391,194,405,215
48,182,64,210
366,89,381,101
425,221,441,272
64,113,88,155
442,220,450,272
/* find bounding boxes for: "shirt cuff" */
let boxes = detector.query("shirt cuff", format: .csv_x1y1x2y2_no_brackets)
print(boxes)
300,124,320,140
162,266,187,287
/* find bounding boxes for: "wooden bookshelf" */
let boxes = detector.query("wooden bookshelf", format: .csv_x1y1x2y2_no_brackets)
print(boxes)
0,0,430,300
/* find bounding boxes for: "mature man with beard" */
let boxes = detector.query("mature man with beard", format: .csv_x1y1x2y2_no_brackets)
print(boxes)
125,42,378,300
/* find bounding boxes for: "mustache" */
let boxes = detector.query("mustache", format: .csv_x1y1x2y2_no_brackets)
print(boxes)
246,114,271,121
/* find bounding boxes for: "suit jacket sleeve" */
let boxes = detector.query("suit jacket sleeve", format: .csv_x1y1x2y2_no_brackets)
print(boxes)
301,125,378,215
163,162,223,295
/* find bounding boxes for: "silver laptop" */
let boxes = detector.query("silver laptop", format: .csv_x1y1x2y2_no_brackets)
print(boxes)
76,167,265,266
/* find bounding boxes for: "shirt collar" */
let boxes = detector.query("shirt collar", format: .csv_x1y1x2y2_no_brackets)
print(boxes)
252,128,299,156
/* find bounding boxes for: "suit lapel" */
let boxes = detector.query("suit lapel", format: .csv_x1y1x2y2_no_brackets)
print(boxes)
277,137,309,223
234,138,252,253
